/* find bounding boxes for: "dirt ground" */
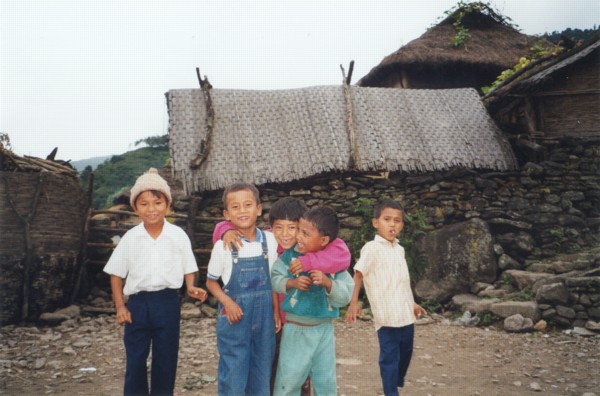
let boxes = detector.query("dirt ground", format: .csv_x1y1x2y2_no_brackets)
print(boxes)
1,313,599,396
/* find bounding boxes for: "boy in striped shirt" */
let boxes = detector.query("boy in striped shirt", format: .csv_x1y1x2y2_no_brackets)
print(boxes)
345,199,427,396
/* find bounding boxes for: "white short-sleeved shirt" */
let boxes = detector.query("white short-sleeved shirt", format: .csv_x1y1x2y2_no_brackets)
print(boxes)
207,229,278,285
354,234,416,330
103,221,198,296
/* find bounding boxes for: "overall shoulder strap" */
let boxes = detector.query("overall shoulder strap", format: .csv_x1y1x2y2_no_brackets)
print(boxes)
260,230,268,259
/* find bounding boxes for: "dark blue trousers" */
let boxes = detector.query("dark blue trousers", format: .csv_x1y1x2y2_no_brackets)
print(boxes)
124,289,180,396
377,324,414,396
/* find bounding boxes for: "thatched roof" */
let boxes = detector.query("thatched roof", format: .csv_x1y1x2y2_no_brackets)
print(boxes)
0,149,77,176
358,8,549,87
166,85,517,194
484,34,600,110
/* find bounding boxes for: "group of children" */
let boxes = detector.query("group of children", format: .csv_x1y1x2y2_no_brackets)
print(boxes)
104,168,426,396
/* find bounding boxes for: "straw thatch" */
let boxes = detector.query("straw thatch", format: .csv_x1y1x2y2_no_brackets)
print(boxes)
484,34,600,139
0,149,85,323
166,85,517,194
358,8,550,90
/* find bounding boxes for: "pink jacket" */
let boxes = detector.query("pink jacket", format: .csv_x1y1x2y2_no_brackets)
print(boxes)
212,221,350,273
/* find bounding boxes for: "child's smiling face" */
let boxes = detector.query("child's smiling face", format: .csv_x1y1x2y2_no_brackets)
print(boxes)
134,190,170,227
271,219,299,250
295,218,329,254
223,189,262,232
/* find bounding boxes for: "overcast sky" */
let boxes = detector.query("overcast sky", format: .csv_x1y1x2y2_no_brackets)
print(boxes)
1,0,598,161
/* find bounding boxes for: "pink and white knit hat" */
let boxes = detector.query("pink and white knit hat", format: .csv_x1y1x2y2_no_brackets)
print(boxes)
129,168,172,209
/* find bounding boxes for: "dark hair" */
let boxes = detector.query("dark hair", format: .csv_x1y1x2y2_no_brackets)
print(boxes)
222,182,260,208
373,198,404,219
269,197,308,226
301,206,339,241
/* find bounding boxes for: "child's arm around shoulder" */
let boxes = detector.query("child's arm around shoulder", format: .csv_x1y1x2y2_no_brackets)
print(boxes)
212,221,246,251
212,221,234,244
290,238,351,275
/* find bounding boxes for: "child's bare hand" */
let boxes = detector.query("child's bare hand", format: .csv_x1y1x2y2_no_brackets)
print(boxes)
116,306,132,325
222,230,244,251
187,287,208,302
274,313,282,334
289,259,304,275
414,303,427,319
345,302,362,324
224,301,243,324
288,276,312,291
309,270,331,289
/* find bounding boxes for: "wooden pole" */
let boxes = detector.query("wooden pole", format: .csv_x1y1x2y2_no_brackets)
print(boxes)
187,196,200,249
70,173,94,303
346,60,354,85
340,64,359,170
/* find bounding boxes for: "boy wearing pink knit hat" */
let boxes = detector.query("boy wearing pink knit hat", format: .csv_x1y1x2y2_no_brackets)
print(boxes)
104,168,207,396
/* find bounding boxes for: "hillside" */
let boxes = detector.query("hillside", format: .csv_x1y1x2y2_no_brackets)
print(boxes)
81,146,169,209
71,155,113,172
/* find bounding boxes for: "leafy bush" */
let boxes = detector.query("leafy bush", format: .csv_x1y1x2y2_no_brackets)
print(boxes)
420,299,441,314
479,311,501,327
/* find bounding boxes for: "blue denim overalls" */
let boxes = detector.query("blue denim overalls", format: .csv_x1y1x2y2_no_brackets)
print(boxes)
216,230,276,396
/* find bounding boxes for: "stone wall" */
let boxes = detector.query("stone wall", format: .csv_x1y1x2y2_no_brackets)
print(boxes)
184,138,600,328
192,138,599,268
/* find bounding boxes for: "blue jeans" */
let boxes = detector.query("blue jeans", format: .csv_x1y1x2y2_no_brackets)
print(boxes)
124,289,180,396
377,324,414,396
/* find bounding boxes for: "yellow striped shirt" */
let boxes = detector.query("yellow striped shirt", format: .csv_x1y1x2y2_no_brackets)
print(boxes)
354,235,416,330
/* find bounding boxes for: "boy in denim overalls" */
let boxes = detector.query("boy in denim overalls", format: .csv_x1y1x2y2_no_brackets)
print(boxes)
206,182,281,395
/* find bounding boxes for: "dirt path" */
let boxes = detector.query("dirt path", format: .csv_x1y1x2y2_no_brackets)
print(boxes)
1,315,599,395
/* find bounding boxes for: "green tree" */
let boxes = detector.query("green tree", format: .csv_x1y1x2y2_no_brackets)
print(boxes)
134,134,168,148
79,165,93,190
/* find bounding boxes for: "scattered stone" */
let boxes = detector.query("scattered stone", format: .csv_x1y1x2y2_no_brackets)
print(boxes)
490,301,541,321
530,381,542,391
471,282,492,295
39,313,70,324
533,320,547,332
478,288,506,298
55,305,81,318
200,305,218,318
451,294,497,314
584,320,600,332
34,358,46,370
180,307,202,319
572,327,597,337
62,346,76,356
504,314,534,333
